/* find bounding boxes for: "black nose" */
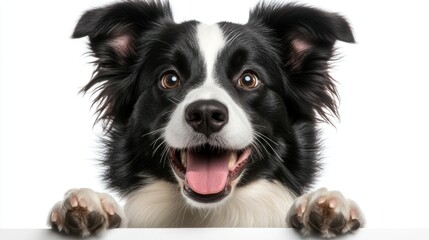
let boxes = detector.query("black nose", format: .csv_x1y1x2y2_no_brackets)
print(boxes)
185,100,229,137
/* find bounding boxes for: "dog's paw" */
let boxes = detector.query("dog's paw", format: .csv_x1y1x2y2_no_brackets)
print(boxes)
48,188,124,237
286,188,364,238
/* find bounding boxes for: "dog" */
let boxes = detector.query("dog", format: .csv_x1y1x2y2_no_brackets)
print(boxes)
48,0,364,238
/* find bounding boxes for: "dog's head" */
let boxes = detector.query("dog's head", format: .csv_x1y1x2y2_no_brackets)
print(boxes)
73,1,353,207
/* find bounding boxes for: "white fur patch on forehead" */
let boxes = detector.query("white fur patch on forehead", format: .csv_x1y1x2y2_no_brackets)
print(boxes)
196,23,226,84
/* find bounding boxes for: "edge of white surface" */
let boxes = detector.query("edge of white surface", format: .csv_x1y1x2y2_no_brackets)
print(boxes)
0,228,428,240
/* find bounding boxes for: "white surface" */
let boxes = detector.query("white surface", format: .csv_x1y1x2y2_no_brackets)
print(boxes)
1,0,429,229
1,228,429,240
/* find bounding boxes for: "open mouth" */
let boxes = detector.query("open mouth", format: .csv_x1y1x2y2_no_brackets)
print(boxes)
169,144,252,203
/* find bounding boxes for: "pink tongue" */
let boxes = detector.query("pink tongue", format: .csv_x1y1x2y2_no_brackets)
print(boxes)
185,150,230,195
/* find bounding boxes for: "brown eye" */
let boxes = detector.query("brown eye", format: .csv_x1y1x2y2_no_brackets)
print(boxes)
238,72,259,89
161,72,181,89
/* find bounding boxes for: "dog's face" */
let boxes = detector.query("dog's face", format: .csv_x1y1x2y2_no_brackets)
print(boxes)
73,1,353,208
163,23,283,206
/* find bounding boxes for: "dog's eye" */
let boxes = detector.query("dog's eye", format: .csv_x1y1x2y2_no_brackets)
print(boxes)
238,72,259,89
161,72,181,89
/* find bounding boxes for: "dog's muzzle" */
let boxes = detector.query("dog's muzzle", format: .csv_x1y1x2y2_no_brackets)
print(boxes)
169,99,252,204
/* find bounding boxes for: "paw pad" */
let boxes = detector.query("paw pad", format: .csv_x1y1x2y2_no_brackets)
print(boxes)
48,188,122,237
287,189,364,238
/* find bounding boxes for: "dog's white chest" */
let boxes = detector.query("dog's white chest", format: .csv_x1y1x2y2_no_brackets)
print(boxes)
124,180,295,227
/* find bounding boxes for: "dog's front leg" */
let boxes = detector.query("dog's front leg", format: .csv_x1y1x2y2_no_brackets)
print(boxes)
48,188,126,237
286,188,365,238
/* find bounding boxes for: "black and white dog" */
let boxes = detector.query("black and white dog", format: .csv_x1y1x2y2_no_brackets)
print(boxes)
49,0,364,238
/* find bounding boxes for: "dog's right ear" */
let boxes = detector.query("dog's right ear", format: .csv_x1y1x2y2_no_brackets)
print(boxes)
73,1,173,65
73,1,173,128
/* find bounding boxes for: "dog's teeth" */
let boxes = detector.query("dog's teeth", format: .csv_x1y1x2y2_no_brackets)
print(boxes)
228,152,237,171
181,151,187,168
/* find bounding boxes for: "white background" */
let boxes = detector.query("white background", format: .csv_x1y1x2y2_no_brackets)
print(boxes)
1,0,429,229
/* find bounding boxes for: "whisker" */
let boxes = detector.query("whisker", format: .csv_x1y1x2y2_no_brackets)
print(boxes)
253,131,283,163
150,134,164,147
253,131,279,146
141,127,165,138
252,140,268,157
160,144,170,168
152,139,166,157
168,97,182,105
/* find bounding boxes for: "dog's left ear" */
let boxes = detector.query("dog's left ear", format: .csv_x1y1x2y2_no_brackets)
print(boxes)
249,3,354,69
249,3,354,123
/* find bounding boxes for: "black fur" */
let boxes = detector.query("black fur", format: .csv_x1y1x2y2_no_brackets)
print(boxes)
73,0,353,197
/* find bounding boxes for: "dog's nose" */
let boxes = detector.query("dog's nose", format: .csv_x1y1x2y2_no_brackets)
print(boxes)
185,100,229,137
